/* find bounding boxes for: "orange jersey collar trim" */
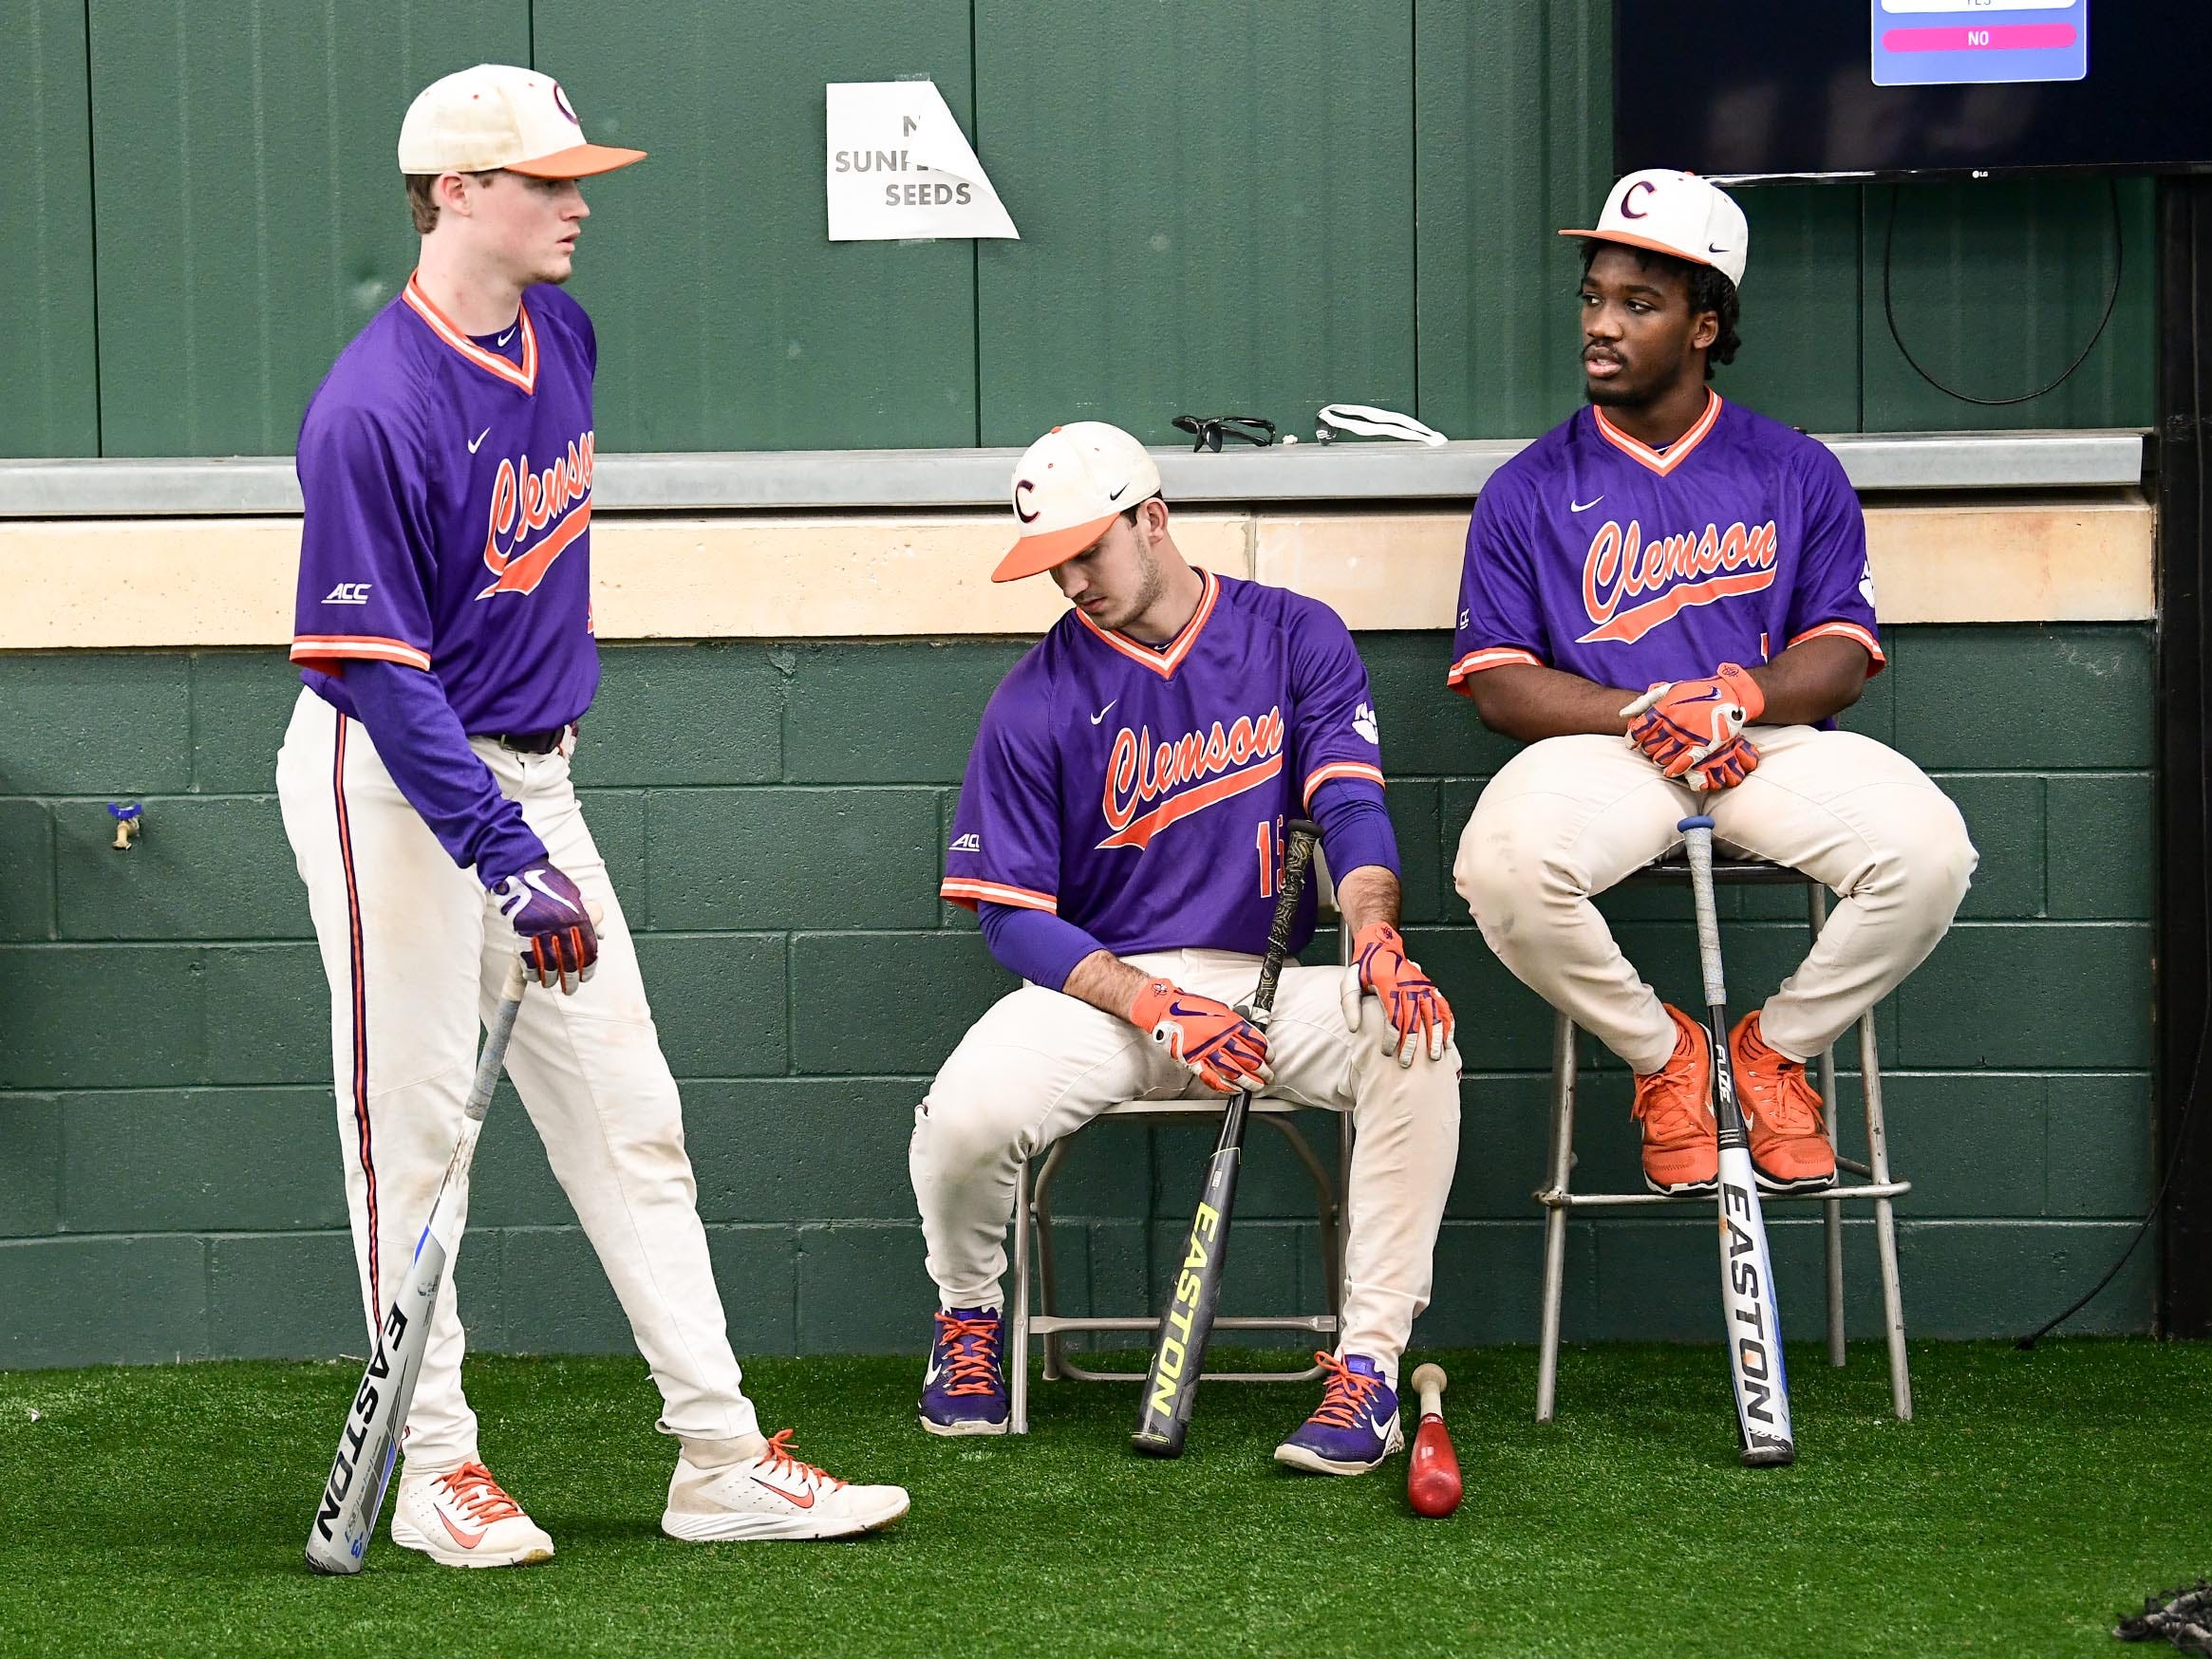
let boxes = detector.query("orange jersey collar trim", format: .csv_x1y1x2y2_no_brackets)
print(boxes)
402,275,539,395
1075,569,1221,680
1592,391,1721,477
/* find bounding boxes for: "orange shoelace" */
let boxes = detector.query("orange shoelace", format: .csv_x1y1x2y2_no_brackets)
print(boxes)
933,1311,1003,1397
1306,1351,1384,1428
759,1429,840,1490
1632,1023,1712,1146
439,1462,524,1524
1739,1023,1827,1137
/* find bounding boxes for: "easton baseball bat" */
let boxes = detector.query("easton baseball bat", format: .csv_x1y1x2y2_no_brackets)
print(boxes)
1406,1363,1463,1518
305,960,528,1574
1132,819,1322,1458
1679,816,1795,1467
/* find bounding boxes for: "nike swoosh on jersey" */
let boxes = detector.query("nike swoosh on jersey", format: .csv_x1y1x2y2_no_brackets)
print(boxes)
752,1476,815,1510
497,326,516,346
1570,495,1603,512
468,427,492,454
1090,700,1116,725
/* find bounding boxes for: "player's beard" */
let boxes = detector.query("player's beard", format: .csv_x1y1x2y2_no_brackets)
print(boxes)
1113,540,1167,634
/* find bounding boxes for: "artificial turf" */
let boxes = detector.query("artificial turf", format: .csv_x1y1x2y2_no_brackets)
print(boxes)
0,1340,2206,1657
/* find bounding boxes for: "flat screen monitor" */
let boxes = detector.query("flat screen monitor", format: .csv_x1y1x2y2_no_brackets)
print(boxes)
1615,2,2212,182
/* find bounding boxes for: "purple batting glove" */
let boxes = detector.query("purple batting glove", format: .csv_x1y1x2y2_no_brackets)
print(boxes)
492,865,599,993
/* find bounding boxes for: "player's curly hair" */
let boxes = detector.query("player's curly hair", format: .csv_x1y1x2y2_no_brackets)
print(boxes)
404,170,502,236
1583,243,1741,380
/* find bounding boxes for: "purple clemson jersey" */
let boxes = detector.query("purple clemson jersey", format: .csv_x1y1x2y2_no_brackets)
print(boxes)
943,571,1388,959
1448,394,1883,698
291,275,600,735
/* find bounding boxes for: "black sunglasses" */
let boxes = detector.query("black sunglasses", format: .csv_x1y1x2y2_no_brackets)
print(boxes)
1172,414,1276,453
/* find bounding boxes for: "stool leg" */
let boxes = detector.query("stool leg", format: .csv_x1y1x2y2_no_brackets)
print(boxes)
1861,1013,1913,1421
1033,1139,1073,1383
1537,1008,1578,1424
1811,885,1846,1369
1010,1154,1031,1435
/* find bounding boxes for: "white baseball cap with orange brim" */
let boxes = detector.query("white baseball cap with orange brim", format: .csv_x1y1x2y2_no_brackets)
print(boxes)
1559,169,1748,289
399,64,646,178
994,422,1162,584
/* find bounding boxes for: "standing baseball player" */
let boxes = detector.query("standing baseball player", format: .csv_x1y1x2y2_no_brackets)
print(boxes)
274,64,905,1562
1450,170,1976,1198
908,421,1462,1472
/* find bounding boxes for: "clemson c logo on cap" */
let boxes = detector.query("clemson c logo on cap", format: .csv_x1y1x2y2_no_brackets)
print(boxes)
1013,479,1040,524
1620,178,1656,218
553,83,580,125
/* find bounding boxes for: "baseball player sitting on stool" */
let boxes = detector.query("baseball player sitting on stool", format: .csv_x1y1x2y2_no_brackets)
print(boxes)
1449,170,1976,1199
275,65,906,1564
908,421,1462,1472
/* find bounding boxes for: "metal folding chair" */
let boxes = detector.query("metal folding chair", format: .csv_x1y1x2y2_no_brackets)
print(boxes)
1533,855,1915,1423
1006,878,1354,1435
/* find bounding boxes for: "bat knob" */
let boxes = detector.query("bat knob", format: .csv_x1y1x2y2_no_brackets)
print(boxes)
1410,1362,1446,1395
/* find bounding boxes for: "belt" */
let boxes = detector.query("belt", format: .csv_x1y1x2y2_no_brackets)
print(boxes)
493,725,569,755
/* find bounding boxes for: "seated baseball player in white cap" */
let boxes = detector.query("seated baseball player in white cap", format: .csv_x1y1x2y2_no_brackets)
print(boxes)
1447,170,1977,1200
276,63,906,1566
909,422,1463,1474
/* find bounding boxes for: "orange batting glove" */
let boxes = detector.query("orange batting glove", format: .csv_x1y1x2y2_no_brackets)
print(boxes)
1130,980,1272,1094
1340,923,1454,1065
1621,662,1766,787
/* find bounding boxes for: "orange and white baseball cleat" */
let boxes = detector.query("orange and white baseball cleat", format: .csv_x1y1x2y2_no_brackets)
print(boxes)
1732,1011,1837,1192
1632,1003,1719,1196
661,1430,909,1542
388,1459,554,1568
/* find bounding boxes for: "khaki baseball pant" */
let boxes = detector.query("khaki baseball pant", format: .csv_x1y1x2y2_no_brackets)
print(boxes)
277,688,758,1470
1453,724,1976,1074
909,947,1462,1379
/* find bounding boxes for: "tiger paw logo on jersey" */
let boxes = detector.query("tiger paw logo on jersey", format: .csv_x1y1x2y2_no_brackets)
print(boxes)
478,430,595,599
1577,515,1779,644
1098,707,1284,851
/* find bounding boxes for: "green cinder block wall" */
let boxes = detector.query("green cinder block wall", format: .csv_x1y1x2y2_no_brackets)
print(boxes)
0,626,2156,1368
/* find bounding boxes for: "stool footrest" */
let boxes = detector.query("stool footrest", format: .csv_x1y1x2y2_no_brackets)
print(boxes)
1029,1314,1337,1334
1535,1179,1912,1209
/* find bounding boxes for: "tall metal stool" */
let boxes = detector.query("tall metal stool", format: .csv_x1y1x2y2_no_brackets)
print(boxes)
1006,878,1355,1436
1533,855,1915,1423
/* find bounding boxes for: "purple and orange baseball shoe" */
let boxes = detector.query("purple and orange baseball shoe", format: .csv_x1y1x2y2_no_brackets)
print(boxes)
1273,1352,1404,1475
918,1307,1009,1436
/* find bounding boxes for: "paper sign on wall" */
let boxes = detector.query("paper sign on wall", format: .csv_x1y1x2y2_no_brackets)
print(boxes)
826,80,1019,241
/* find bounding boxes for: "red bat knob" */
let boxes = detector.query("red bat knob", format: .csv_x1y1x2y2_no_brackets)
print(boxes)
1406,1363,1462,1519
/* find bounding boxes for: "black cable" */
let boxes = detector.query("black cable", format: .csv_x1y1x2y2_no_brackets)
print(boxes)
1883,177,2125,407
2018,185,2207,1351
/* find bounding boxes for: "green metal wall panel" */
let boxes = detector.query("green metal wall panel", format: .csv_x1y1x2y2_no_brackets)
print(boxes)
0,626,2159,1361
0,0,100,457
1862,176,2156,432
972,0,1416,447
537,1,979,449
1414,0,1611,440
85,1,527,457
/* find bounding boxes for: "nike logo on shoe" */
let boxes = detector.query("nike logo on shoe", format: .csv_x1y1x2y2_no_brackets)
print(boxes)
752,1475,815,1509
1570,495,1604,512
468,427,492,454
1091,700,1116,725
437,1510,485,1549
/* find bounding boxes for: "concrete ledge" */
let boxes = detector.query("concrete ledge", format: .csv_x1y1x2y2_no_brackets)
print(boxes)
0,494,2152,651
0,429,2148,517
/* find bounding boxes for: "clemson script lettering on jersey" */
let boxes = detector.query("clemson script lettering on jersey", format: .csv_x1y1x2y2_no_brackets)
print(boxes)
1098,707,1284,849
479,431,595,599
1577,515,1778,644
